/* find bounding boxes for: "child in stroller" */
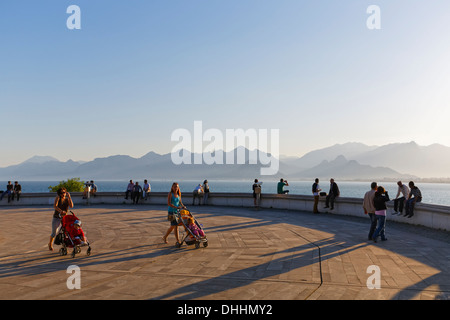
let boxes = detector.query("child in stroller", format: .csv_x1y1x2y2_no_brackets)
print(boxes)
57,211,92,258
187,217,205,238
175,208,208,249
70,220,88,246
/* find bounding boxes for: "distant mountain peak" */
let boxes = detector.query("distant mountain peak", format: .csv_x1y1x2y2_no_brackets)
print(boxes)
24,155,59,164
333,155,348,163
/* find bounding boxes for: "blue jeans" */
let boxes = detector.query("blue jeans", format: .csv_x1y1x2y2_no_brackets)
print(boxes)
368,213,377,240
0,190,12,202
405,198,421,217
372,215,386,241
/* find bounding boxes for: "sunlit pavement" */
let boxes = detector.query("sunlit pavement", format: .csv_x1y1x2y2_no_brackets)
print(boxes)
0,204,449,300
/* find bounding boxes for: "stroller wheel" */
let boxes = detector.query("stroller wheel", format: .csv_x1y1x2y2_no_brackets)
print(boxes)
195,242,200,249
59,248,65,256
203,241,208,248
175,242,181,248
71,250,76,258
87,247,91,256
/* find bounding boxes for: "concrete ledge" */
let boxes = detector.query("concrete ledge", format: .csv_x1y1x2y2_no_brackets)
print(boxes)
1,192,449,231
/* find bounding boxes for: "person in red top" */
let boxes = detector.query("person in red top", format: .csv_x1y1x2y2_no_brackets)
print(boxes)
70,220,88,246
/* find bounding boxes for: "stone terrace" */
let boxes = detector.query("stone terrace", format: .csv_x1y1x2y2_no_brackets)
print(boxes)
0,204,449,300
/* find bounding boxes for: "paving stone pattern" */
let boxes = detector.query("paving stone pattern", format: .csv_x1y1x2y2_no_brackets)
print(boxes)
0,204,449,300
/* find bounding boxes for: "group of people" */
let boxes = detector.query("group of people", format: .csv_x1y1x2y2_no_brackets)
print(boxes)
311,178,340,213
251,177,340,210
0,181,22,203
192,180,210,205
124,179,151,204
363,180,422,243
82,180,97,199
45,177,426,251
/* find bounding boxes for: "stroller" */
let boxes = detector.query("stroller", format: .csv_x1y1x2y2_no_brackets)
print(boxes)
56,211,92,258
175,208,208,249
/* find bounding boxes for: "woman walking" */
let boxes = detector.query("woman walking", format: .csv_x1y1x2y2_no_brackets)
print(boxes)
162,182,185,245
48,187,73,251
372,186,390,243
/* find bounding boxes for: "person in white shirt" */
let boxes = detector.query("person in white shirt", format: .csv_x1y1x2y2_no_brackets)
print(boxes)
393,181,409,215
192,184,204,205
143,179,151,200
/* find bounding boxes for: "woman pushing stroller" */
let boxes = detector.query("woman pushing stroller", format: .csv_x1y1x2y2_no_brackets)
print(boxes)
48,187,73,251
162,182,186,245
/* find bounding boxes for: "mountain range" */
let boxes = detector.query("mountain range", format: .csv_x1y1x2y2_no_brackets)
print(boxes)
1,141,449,181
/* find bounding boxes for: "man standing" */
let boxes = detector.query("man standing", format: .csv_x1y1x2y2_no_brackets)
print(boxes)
132,182,143,204
363,182,378,240
312,178,322,213
125,180,134,200
393,181,409,215
252,179,262,208
192,184,204,205
324,178,340,210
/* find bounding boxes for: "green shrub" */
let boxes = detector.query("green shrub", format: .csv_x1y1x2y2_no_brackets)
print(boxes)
48,178,85,192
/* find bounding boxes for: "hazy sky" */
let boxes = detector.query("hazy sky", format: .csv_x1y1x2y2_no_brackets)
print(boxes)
1,1,450,167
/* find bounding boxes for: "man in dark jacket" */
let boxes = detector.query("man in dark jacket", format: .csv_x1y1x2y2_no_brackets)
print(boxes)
324,178,340,210
12,181,22,201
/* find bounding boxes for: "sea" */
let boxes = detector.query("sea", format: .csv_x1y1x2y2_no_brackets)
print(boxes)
9,180,450,207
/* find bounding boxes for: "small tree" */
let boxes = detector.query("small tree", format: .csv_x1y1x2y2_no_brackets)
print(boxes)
48,178,85,193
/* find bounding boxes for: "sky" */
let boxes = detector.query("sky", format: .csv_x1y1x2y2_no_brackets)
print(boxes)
1,0,450,167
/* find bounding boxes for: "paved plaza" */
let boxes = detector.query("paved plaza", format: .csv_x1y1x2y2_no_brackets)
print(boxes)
0,204,449,300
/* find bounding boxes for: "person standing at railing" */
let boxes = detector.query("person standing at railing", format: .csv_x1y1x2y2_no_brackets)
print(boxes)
132,182,143,204
125,180,134,200
202,180,210,205
252,179,262,208
312,178,322,214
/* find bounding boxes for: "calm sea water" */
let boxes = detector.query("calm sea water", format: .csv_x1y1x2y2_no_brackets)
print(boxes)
8,180,450,207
